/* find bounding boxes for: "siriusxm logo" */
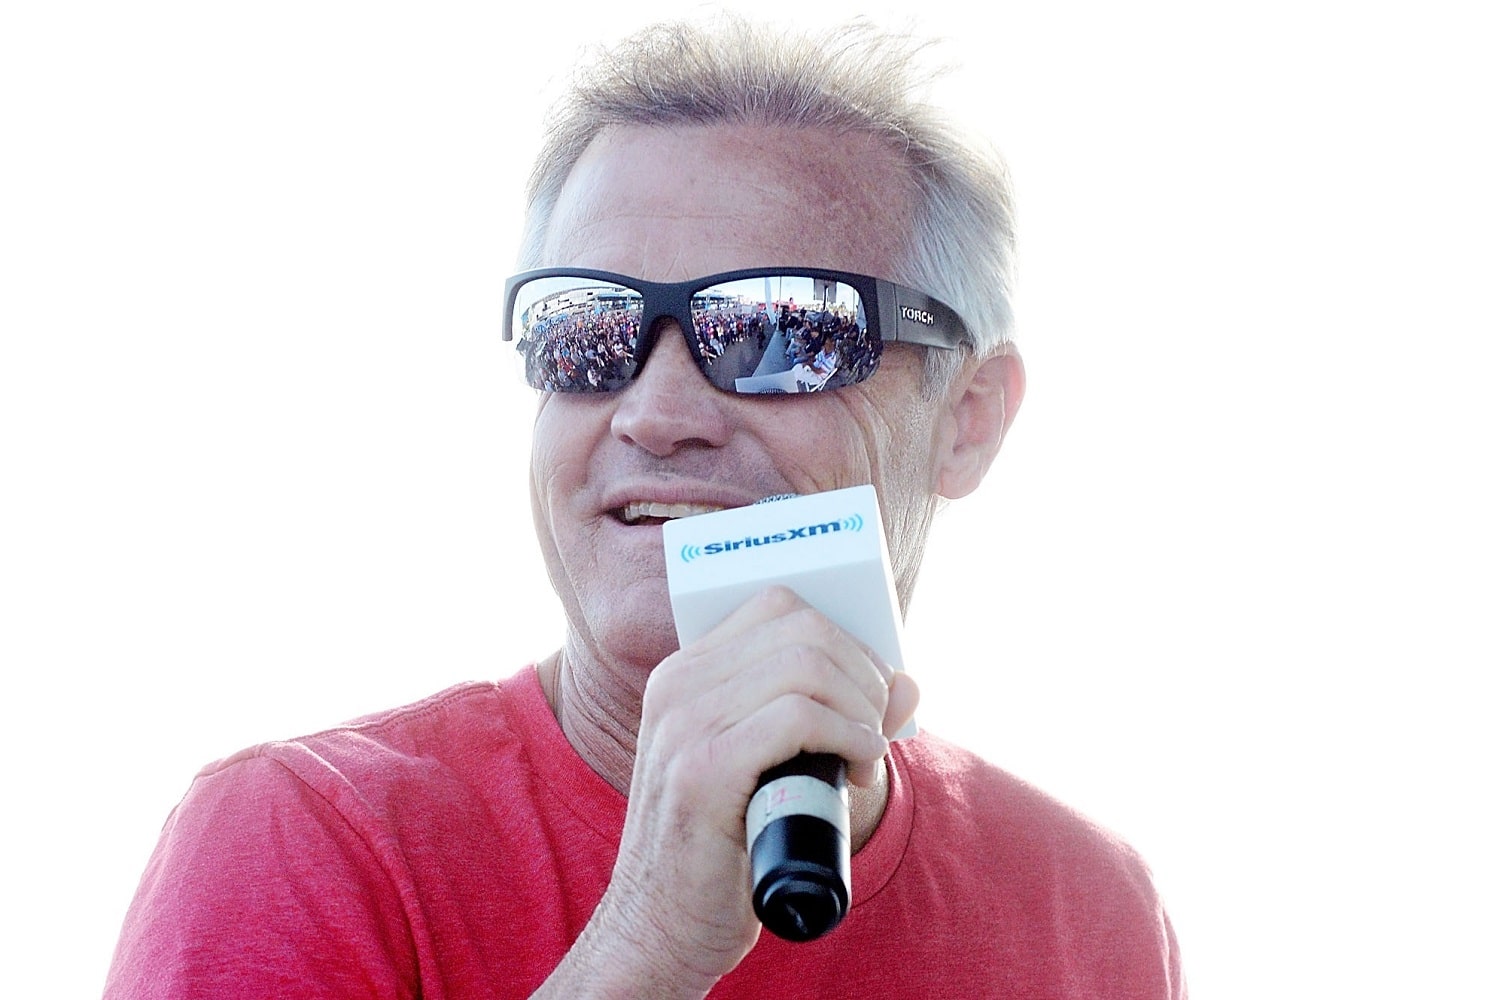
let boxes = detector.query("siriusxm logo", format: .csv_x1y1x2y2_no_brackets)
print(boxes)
679,513,865,563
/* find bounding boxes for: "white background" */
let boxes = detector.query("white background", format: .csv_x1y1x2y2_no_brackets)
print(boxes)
3,2,1495,997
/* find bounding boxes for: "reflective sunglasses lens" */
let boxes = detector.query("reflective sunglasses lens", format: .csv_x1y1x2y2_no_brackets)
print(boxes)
510,276,645,392
510,273,884,394
690,276,882,394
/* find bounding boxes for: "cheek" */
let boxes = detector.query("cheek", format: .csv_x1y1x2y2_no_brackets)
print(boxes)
529,399,615,619
530,406,565,516
856,391,943,557
529,397,606,540
858,363,939,486
528,405,568,576
532,395,604,479
769,406,877,496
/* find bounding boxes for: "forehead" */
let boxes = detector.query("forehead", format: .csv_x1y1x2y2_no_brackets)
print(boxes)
541,124,917,281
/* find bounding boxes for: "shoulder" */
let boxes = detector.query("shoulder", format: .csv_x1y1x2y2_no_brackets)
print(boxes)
206,674,528,782
886,733,1185,997
188,671,546,834
895,730,1165,910
901,731,1134,839
105,680,529,1000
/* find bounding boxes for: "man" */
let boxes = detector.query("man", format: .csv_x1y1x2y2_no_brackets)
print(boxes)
107,18,1183,998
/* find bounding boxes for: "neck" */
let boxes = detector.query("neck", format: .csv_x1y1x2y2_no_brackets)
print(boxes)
536,644,890,852
538,644,641,795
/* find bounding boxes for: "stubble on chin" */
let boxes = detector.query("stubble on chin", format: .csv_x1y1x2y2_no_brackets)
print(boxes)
570,576,682,682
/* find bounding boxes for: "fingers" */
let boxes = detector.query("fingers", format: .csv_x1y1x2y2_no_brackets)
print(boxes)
844,672,921,788
639,585,920,804
710,586,894,716
600,585,917,983
721,692,889,780
884,671,920,739
645,586,897,776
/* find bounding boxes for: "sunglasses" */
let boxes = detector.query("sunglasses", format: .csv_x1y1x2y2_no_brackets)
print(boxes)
502,267,969,394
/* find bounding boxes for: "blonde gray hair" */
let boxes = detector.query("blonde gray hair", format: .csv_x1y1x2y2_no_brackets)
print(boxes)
517,17,1018,389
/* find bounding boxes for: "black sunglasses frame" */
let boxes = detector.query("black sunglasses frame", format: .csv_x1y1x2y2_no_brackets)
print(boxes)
502,266,970,393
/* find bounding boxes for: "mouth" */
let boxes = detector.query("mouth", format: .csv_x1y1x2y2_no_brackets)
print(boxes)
614,500,727,526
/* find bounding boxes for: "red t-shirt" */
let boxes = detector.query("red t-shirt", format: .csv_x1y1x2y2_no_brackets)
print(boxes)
107,668,1184,998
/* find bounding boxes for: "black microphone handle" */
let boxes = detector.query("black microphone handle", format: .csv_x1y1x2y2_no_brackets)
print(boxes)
747,751,851,942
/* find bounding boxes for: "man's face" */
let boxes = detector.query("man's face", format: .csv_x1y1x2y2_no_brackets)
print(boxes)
531,124,949,673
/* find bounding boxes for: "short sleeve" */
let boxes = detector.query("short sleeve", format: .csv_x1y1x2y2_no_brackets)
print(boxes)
105,751,418,999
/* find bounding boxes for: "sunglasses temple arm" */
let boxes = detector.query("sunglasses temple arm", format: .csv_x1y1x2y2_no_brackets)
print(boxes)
876,281,970,350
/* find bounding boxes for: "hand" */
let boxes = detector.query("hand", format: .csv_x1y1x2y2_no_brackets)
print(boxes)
541,585,918,998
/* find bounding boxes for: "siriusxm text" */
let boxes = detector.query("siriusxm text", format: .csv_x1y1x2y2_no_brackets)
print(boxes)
703,521,840,554
679,518,864,564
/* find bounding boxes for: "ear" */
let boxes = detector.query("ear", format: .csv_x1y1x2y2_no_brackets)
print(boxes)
935,346,1026,500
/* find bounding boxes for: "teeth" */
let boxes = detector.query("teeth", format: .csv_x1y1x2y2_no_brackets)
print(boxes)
619,501,725,524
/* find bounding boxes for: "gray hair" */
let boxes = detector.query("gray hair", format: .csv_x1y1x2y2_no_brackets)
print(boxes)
517,17,1018,390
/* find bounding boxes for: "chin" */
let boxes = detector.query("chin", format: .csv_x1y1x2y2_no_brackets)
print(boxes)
578,596,683,676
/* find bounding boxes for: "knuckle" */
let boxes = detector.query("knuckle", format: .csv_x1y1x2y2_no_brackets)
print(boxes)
755,585,804,615
788,606,843,646
639,667,677,722
780,643,839,690
773,691,824,734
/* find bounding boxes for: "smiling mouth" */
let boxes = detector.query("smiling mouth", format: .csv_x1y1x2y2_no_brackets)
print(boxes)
615,501,726,525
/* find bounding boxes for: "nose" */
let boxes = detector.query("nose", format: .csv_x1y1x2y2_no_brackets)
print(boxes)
610,321,734,456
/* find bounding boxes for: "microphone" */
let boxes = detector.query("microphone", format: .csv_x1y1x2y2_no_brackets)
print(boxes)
744,493,848,942
746,748,849,941
662,486,912,942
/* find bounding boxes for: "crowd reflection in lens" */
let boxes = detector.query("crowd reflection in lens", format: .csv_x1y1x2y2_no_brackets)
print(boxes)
520,304,641,392
516,280,882,394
